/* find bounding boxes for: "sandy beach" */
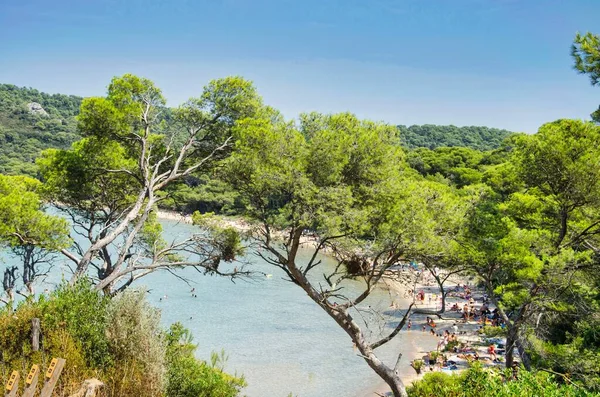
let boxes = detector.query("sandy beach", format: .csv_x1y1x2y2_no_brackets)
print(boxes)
360,270,510,397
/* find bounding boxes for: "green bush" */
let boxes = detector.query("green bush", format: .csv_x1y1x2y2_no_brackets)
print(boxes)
105,287,166,396
444,340,460,352
165,323,245,397
407,363,594,397
40,279,111,368
0,281,245,397
481,326,507,337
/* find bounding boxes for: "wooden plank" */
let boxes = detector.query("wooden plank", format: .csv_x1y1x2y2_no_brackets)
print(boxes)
40,358,66,397
22,364,40,397
32,318,41,351
4,370,19,397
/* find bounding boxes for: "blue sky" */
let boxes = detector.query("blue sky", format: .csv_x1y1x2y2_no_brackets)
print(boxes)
1,0,599,132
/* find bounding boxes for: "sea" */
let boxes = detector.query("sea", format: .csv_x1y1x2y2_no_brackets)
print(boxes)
2,217,437,397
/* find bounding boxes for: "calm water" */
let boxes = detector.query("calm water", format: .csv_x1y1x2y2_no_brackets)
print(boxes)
3,218,437,397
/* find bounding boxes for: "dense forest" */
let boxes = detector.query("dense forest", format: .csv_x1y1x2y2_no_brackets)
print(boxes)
0,84,82,175
398,124,514,150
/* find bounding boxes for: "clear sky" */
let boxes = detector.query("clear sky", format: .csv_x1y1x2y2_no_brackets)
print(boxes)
1,0,599,132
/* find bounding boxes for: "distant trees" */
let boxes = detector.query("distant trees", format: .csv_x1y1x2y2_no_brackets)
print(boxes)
406,146,486,187
0,84,82,176
572,32,600,122
398,124,514,151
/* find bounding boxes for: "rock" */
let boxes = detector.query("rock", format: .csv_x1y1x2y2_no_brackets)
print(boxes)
68,378,104,397
27,102,49,116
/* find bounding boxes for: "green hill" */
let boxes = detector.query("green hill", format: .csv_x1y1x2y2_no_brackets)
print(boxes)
0,84,515,176
0,84,82,175
398,124,514,151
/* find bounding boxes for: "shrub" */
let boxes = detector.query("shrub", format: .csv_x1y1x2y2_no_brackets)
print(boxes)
0,282,245,397
0,281,107,395
444,340,460,352
481,326,507,337
40,279,111,368
165,323,245,397
408,363,594,397
411,359,425,375
105,287,166,396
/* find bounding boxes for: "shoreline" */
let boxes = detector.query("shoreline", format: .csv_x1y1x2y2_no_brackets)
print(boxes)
361,273,509,397
156,209,323,247
157,210,508,397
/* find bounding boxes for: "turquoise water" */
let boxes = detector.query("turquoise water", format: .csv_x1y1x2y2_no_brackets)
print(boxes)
141,220,437,397
2,217,437,397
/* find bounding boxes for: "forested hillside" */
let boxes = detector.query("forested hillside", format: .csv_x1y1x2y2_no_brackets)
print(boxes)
0,84,518,214
0,84,82,175
398,124,514,150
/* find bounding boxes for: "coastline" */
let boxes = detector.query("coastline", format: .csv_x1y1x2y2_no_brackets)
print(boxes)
157,210,508,397
360,273,509,397
156,209,322,247
156,209,193,224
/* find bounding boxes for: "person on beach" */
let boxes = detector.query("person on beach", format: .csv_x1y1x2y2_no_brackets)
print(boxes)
407,319,412,331
422,325,427,332
452,323,458,334
488,344,497,361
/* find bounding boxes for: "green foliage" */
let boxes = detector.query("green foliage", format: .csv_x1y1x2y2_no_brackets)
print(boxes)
405,145,516,189
40,280,112,368
165,323,245,397
0,283,244,396
224,111,405,240
530,316,600,392
408,364,593,396
411,359,425,374
0,84,81,176
407,146,487,188
192,212,245,261
515,120,600,206
0,174,69,249
398,124,514,151
572,32,600,122
482,326,508,337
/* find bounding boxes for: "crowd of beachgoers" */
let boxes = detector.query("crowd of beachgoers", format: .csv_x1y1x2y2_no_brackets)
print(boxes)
394,266,514,380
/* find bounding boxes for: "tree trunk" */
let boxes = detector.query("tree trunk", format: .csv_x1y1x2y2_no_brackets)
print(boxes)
334,310,409,397
69,188,149,284
370,364,407,397
505,327,516,368
515,335,532,370
266,231,410,397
